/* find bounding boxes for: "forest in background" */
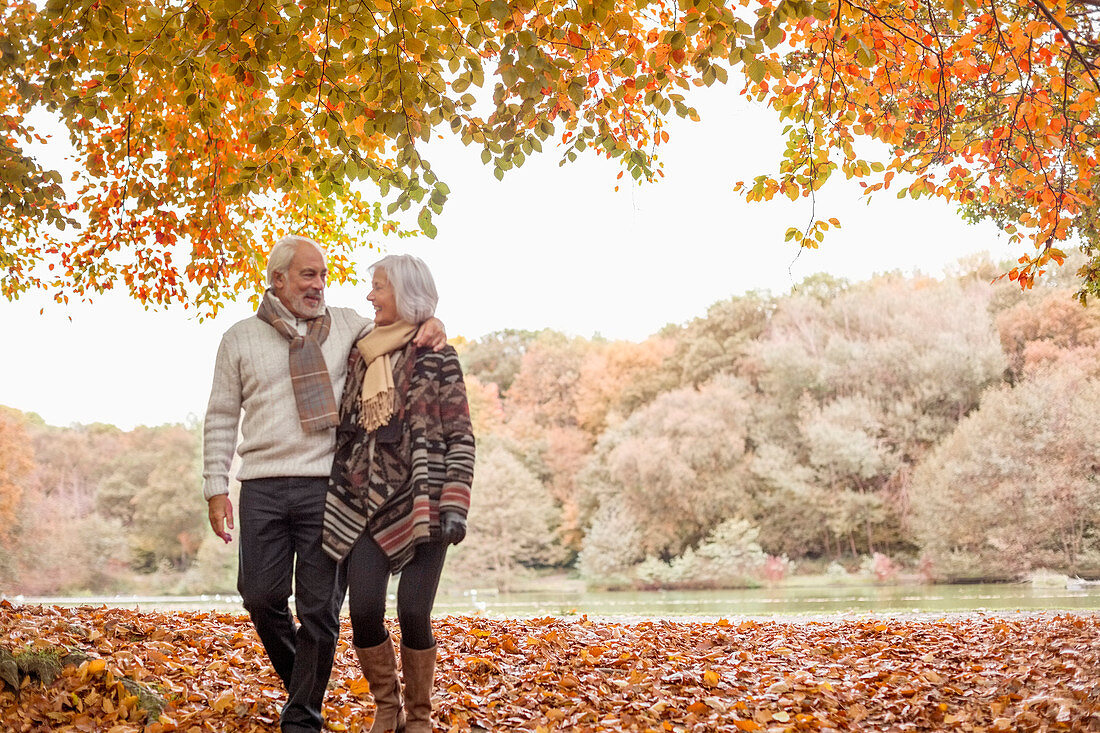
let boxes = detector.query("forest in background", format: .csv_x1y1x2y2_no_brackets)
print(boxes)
3,254,1100,596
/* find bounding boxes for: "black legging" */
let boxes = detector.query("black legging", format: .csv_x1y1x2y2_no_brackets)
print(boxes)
345,535,447,650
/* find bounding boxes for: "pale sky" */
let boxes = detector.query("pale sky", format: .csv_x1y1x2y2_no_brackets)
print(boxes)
2,84,1018,430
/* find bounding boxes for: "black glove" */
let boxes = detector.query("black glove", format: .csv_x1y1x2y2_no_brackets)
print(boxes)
440,512,467,545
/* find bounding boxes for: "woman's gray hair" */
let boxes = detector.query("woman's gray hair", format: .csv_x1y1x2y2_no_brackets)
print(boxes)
266,235,326,287
371,254,438,323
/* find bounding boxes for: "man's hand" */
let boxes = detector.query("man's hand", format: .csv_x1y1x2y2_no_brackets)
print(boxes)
440,512,466,545
208,494,235,544
414,317,447,351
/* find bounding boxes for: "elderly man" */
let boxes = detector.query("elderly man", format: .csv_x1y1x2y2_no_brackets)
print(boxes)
203,235,444,733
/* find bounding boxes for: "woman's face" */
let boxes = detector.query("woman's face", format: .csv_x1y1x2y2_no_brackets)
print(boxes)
368,267,400,326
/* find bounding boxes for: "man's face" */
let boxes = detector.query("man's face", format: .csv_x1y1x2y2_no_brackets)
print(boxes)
272,243,326,318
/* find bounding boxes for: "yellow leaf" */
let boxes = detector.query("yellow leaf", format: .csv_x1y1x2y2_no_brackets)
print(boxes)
773,710,791,722
703,669,720,687
211,691,235,713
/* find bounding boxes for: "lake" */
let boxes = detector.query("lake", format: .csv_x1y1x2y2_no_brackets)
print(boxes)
433,582,1100,619
12,582,1100,619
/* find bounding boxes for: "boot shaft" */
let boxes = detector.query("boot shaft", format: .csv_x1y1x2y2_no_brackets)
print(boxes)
400,644,437,733
355,637,407,733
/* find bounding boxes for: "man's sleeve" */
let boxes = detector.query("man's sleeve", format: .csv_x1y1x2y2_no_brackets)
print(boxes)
353,310,374,339
202,333,243,500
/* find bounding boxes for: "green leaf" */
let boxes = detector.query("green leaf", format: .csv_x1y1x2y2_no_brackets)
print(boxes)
746,59,765,84
417,206,436,237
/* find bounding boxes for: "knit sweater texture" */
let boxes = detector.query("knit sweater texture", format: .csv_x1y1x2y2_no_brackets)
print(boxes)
202,301,372,500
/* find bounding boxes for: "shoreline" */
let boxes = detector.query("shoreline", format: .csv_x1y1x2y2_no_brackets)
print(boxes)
6,597,1100,624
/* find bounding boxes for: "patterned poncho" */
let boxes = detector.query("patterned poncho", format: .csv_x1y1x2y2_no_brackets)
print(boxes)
322,342,475,571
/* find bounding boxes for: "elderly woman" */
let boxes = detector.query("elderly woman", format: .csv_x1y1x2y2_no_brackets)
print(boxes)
322,254,474,733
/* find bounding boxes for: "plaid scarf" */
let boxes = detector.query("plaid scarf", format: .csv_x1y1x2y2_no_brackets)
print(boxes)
256,289,339,432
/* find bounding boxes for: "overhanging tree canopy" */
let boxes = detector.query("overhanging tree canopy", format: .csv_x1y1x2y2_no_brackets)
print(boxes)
2,0,1098,315
2,0,734,314
740,0,1100,299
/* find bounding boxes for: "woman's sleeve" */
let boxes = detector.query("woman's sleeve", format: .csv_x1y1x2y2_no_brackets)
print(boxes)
438,348,475,518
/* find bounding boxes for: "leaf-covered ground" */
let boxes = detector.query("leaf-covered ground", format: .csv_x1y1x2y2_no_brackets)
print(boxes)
2,602,1098,732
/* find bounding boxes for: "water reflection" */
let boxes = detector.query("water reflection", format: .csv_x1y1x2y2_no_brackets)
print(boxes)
13,583,1100,618
432,583,1100,619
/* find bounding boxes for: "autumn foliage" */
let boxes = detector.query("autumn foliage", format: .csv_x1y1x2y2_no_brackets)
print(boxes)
5,0,1100,312
0,409,33,551
2,0,729,314
2,602,1100,731
739,0,1100,301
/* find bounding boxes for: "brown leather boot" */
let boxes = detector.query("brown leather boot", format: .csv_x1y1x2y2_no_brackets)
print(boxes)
401,644,437,733
355,636,407,733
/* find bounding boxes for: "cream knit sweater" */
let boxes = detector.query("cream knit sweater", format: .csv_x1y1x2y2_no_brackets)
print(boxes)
202,300,372,500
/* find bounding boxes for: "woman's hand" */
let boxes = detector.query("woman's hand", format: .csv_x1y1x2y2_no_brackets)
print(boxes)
414,317,447,351
441,512,466,545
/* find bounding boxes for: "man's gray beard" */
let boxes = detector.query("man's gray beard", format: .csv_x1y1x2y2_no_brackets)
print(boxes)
292,293,325,318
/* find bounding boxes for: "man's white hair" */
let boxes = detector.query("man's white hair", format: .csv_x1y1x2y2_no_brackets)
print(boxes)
266,235,326,287
371,254,438,323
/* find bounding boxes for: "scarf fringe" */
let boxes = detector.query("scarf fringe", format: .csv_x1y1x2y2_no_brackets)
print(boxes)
356,320,417,433
359,387,396,433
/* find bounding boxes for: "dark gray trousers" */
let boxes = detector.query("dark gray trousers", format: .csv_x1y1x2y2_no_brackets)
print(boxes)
238,477,344,733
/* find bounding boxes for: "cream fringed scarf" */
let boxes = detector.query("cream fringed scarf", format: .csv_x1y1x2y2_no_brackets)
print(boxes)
355,320,418,432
